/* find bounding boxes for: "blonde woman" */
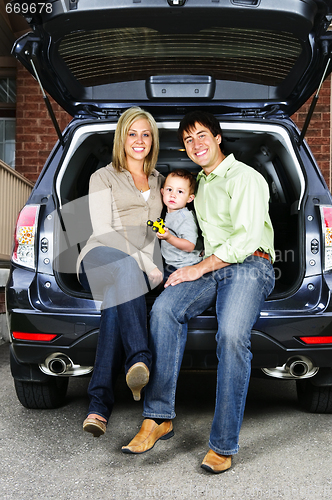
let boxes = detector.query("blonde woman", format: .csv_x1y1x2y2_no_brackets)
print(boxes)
78,107,164,437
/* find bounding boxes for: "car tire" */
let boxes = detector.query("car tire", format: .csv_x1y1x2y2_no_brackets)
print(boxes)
14,377,69,409
296,379,332,413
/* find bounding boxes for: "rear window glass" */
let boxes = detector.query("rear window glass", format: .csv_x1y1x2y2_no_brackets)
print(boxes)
58,26,302,88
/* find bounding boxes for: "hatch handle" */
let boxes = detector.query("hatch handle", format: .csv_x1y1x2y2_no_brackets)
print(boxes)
298,54,331,146
29,44,64,147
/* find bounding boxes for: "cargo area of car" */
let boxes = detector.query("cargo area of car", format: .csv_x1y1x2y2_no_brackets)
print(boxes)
54,120,304,300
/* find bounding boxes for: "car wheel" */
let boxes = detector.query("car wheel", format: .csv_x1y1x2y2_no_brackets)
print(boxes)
296,379,332,413
14,377,69,409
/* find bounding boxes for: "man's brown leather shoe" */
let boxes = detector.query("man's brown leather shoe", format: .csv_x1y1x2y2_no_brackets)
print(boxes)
201,449,232,473
83,417,107,438
126,362,150,401
122,418,174,454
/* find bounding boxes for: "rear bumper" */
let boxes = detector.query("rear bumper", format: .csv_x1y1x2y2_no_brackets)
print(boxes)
7,308,332,380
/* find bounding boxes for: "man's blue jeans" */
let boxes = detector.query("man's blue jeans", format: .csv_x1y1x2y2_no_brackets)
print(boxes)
143,255,275,455
80,246,152,422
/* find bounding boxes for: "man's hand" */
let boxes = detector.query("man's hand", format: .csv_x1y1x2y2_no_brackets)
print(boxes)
164,265,204,287
148,267,164,288
164,255,231,287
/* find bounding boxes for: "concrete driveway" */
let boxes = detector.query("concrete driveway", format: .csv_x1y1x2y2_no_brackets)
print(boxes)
0,342,331,500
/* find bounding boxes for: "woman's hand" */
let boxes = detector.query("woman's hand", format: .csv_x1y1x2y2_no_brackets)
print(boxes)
148,267,164,288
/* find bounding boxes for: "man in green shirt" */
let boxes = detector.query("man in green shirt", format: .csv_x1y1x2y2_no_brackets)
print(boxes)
123,111,275,473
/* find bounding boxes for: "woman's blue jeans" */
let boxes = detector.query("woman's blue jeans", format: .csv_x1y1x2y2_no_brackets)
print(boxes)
79,246,152,422
143,255,275,455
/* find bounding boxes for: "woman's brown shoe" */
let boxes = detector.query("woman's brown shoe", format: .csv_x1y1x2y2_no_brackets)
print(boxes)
126,362,150,401
201,449,232,473
83,417,107,438
122,418,174,454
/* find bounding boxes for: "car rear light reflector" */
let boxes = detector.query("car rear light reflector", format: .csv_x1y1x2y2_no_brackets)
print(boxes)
12,332,57,342
320,206,332,271
299,336,332,345
12,205,39,269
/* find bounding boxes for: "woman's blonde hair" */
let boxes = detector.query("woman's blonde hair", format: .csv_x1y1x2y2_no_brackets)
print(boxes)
112,107,159,175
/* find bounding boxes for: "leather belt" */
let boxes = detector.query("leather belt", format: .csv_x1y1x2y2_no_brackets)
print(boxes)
253,250,271,262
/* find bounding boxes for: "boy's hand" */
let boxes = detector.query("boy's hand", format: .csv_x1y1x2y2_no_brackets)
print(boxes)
157,228,195,253
156,227,171,241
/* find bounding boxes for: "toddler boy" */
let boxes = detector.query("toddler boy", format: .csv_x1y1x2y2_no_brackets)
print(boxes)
157,169,202,279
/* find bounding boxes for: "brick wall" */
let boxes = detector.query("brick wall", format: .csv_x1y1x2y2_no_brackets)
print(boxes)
0,289,5,314
14,67,332,188
292,76,331,190
15,65,71,183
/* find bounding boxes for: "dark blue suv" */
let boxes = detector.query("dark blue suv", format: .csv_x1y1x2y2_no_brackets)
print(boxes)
6,0,332,413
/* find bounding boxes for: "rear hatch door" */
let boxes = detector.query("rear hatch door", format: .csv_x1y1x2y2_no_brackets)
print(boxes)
11,0,332,117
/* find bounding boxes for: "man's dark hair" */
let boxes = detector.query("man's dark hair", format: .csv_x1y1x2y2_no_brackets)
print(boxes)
177,111,224,152
166,168,196,194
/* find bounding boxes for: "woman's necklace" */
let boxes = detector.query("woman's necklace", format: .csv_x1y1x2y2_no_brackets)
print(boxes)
130,170,149,193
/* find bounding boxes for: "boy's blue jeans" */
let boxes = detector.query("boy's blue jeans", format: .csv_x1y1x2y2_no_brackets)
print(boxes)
79,246,152,422
143,255,275,455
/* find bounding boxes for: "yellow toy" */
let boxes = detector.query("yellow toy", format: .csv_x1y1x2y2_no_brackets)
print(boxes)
147,218,165,234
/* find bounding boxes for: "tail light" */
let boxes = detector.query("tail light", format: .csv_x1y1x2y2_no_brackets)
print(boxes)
300,336,332,344
12,205,40,269
12,332,57,342
320,206,332,272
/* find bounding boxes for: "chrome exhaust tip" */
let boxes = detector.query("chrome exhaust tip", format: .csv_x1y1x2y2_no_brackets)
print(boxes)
262,356,319,379
286,357,310,377
39,352,93,377
48,355,72,375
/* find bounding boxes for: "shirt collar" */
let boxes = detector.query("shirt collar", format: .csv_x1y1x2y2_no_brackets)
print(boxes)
196,154,235,182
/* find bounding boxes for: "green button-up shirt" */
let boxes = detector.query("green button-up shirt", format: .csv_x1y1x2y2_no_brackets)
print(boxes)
194,154,275,264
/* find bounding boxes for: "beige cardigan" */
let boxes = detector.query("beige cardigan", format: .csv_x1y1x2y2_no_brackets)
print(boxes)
77,164,164,276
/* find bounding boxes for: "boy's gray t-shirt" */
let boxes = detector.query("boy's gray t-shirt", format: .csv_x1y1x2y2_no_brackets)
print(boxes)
161,207,203,269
